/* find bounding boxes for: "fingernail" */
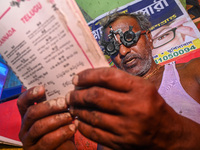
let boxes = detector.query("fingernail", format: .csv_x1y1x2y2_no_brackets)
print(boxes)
74,119,79,128
69,124,76,132
69,106,74,115
65,92,70,105
64,112,71,118
45,97,66,109
72,75,78,85
32,86,43,96
55,113,71,119
56,97,66,108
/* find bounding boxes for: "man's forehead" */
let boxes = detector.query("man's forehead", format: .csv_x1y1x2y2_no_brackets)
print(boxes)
108,16,140,31
112,22,130,30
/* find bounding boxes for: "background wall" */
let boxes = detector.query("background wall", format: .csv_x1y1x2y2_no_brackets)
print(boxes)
76,0,186,20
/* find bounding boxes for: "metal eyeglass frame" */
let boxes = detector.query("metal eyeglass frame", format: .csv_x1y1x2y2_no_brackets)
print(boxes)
101,26,146,57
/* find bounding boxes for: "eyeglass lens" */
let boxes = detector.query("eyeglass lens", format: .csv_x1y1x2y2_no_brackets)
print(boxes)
153,29,175,48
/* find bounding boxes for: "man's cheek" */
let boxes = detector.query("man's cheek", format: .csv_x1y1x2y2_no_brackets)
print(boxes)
112,57,121,67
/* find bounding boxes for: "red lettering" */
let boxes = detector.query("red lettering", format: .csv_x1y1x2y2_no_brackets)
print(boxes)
0,28,16,47
21,2,42,23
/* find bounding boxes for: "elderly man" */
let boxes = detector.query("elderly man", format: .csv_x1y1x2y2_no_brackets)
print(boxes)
17,13,200,150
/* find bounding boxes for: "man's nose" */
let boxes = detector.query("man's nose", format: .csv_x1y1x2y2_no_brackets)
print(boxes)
119,44,131,57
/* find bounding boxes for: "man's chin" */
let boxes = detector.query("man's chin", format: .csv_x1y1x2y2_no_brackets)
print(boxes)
122,66,149,77
122,67,138,76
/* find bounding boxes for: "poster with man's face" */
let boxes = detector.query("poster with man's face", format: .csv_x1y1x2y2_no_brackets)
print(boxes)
151,16,198,55
88,0,200,65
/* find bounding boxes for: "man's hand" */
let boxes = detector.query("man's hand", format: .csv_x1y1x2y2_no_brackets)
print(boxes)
66,67,200,150
17,86,77,150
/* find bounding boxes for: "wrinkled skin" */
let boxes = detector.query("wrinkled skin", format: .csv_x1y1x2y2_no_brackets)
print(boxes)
67,67,200,150
17,86,77,150
17,15,200,150
105,16,153,76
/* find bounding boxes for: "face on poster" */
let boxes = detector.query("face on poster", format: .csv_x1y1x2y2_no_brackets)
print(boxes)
151,16,199,56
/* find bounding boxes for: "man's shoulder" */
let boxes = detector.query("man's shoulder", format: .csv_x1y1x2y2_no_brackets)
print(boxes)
176,57,200,68
175,57,200,76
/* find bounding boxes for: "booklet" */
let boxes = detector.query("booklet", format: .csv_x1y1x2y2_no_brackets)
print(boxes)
0,0,109,146
0,0,109,100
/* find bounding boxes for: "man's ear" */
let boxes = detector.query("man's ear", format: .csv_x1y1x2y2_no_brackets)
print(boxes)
146,30,154,49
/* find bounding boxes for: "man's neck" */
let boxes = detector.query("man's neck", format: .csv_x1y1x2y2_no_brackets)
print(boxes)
145,63,164,90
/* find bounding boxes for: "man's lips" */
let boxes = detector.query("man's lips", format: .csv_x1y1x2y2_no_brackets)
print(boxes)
122,54,140,68
125,57,136,64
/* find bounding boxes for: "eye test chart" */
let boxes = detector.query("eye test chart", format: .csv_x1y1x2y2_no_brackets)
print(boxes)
0,0,109,99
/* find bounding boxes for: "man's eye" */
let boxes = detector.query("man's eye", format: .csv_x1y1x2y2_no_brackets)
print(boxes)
157,33,169,41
